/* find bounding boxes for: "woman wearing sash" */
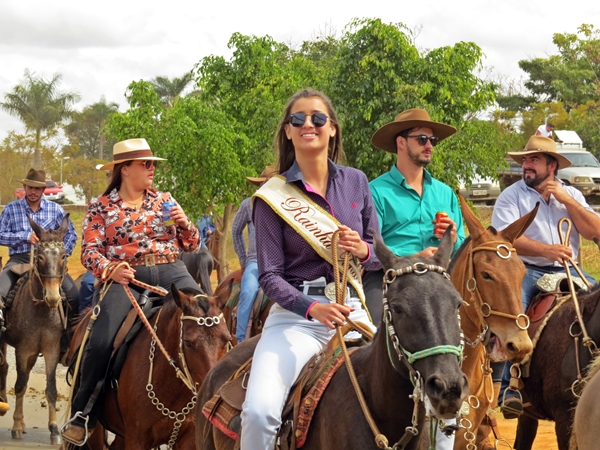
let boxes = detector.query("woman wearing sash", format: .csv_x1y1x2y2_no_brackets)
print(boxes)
241,89,381,449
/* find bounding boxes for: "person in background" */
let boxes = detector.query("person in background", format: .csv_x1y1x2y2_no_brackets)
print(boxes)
364,108,465,324
61,138,200,446
241,88,380,449
231,165,276,343
0,168,79,415
196,213,215,250
535,122,554,139
492,135,599,419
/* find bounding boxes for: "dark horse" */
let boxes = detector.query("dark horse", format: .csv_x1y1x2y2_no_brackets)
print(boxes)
513,281,600,449
0,215,71,445
213,269,272,346
196,230,469,450
181,247,215,295
66,284,231,449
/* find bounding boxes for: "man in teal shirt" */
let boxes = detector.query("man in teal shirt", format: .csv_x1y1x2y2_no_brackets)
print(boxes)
364,108,465,323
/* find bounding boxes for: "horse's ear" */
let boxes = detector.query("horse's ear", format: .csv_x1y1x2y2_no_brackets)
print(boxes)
171,284,183,309
372,231,400,272
499,202,540,244
27,214,43,238
434,224,454,267
58,213,70,235
458,193,485,241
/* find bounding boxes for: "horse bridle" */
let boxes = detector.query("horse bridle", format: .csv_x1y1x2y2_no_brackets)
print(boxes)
462,241,530,347
381,262,464,448
29,241,68,309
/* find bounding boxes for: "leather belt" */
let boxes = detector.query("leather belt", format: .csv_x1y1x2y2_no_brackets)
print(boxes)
126,253,178,267
304,284,359,300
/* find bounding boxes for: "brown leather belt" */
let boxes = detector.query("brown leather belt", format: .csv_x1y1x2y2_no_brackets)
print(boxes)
126,253,179,267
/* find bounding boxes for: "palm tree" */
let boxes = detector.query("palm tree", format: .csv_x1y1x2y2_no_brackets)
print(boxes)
1,69,80,169
149,71,194,107
86,97,119,160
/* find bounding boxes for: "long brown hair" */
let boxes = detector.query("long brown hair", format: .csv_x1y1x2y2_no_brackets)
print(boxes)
102,161,132,196
274,89,345,174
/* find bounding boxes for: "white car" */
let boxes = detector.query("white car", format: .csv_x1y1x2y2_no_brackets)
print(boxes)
459,175,501,205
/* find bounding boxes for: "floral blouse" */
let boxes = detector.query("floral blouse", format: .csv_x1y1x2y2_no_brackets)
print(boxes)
81,188,199,278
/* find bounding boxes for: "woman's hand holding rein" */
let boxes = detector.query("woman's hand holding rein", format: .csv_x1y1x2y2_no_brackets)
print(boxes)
309,303,354,329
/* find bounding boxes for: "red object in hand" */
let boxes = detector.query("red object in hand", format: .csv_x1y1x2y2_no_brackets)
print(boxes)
434,211,448,237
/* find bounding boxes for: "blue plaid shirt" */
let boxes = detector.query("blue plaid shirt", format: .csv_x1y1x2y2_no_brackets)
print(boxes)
0,198,77,256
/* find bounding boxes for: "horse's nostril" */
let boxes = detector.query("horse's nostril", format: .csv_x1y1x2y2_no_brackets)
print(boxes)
425,376,448,398
506,342,518,354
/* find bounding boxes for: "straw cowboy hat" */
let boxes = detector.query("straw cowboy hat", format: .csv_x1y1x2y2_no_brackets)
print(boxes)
371,108,457,153
507,136,572,170
98,138,166,171
247,166,277,186
19,169,47,187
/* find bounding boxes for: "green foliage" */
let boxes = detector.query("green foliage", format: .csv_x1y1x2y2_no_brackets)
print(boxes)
0,69,80,169
149,71,194,107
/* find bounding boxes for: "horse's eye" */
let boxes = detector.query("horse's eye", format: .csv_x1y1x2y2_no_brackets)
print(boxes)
481,272,493,280
183,340,194,349
391,304,403,315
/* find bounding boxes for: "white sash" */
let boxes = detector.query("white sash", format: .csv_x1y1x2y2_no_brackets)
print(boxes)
253,175,367,306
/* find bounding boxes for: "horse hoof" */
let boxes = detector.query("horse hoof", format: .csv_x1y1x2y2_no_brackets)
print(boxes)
50,434,62,445
11,430,22,439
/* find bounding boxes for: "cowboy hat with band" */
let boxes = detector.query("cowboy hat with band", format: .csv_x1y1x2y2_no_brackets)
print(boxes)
98,138,166,171
246,166,277,186
507,136,572,170
371,108,457,153
19,169,47,188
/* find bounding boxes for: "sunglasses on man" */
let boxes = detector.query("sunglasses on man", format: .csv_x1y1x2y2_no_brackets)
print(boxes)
407,134,440,147
288,113,329,128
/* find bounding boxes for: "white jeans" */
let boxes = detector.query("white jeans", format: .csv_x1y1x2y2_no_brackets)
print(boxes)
240,280,374,450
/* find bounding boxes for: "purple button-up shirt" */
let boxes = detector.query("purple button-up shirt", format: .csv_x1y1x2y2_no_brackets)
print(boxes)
253,160,381,318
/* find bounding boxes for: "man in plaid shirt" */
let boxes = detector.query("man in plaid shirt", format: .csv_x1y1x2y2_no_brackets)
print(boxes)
0,169,79,349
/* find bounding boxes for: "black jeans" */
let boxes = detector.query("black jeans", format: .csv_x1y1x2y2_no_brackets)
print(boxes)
70,260,199,427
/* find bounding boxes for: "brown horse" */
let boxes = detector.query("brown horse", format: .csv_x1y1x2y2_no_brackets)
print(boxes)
570,352,600,450
66,284,231,449
196,230,469,450
0,215,71,445
213,269,272,346
449,197,538,449
512,281,600,450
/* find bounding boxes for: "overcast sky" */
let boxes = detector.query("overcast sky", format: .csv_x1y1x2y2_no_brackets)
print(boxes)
1,0,597,141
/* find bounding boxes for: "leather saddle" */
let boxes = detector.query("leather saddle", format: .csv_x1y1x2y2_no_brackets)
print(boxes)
202,322,371,450
226,282,270,340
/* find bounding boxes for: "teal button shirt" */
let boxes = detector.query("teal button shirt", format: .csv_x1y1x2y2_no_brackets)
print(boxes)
370,165,465,257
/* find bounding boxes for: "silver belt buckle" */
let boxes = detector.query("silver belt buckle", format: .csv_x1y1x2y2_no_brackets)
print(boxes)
324,282,349,302
144,254,156,266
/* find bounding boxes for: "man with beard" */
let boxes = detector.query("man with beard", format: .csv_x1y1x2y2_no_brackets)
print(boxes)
366,108,466,448
492,136,600,418
365,108,465,321
0,169,79,366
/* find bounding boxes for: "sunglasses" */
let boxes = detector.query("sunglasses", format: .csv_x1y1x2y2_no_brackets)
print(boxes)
140,160,158,170
288,113,329,128
407,134,440,147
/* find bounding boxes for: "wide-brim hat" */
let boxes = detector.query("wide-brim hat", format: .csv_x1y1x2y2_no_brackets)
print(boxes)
19,168,47,187
371,108,457,153
247,166,277,186
507,136,572,170
98,138,166,171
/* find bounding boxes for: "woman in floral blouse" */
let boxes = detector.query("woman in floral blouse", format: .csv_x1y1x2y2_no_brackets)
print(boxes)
62,138,201,446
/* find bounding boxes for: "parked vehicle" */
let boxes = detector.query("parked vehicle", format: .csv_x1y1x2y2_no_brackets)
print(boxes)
459,175,501,205
14,179,66,204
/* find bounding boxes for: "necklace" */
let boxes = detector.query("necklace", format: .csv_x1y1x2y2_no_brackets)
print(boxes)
120,192,145,210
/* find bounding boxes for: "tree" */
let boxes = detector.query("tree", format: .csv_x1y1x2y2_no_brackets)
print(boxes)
65,97,119,160
0,69,80,169
149,71,194,107
518,24,600,109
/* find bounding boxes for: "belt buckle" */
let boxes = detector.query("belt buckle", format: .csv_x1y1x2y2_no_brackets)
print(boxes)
144,254,156,267
324,282,349,302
